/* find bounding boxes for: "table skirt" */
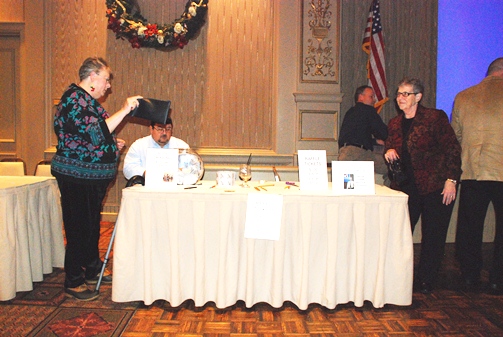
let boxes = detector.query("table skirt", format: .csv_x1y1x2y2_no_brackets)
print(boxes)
112,183,413,309
0,177,65,301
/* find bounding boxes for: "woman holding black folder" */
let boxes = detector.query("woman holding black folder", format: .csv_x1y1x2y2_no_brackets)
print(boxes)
51,57,142,301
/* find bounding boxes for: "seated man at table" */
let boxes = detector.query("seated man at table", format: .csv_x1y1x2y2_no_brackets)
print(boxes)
123,118,189,180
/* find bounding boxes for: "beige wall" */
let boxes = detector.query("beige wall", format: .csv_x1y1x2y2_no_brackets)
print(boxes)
1,0,440,174
0,0,46,175
0,0,24,22
0,0,497,242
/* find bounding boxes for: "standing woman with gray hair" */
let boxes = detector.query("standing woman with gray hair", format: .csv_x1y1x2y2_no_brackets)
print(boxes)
384,78,461,294
51,57,142,300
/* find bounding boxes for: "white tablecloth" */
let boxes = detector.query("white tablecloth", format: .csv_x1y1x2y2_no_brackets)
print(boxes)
0,176,65,301
112,181,412,309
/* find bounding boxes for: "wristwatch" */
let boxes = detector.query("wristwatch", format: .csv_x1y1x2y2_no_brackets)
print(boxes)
446,178,457,185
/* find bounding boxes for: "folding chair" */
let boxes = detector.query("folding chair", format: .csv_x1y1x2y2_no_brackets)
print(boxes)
0,158,27,176
34,160,53,176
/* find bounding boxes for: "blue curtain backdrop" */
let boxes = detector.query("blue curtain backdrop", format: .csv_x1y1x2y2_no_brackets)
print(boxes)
437,0,503,119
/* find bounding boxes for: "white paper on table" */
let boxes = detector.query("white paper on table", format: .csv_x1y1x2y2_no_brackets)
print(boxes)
331,160,376,195
145,148,179,189
298,150,328,191
244,193,283,241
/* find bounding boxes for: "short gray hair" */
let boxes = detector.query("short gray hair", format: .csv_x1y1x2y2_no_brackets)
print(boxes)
78,57,111,81
397,77,424,95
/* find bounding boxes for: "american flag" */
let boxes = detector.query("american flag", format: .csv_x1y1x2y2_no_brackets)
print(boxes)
362,0,388,112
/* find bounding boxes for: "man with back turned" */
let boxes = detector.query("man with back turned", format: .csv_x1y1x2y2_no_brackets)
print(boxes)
452,57,503,295
338,85,388,175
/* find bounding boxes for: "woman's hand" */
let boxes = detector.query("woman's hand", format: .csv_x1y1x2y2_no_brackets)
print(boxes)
123,95,143,112
116,138,126,151
384,149,399,163
106,95,143,133
441,180,457,205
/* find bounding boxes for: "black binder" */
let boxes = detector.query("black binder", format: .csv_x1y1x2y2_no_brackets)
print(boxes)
130,98,171,125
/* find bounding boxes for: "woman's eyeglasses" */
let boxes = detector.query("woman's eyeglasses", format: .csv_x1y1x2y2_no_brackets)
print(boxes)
396,92,418,97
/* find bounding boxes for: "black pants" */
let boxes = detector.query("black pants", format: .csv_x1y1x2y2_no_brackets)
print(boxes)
56,178,110,288
456,180,503,284
402,182,454,284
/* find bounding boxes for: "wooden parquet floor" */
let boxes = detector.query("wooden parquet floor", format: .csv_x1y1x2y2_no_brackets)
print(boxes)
120,237,503,337
122,286,503,337
2,222,503,336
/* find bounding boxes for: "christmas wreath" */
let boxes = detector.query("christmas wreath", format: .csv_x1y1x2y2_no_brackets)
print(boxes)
106,0,208,49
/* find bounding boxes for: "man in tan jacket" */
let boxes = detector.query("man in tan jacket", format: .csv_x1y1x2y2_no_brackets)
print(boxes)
452,57,503,295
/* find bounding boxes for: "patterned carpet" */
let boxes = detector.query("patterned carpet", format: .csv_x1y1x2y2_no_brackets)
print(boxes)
2,222,503,336
0,222,140,337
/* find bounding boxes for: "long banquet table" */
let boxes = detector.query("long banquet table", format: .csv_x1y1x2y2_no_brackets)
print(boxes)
0,176,65,301
112,181,412,309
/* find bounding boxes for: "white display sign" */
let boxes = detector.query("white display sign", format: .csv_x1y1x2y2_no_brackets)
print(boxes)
244,193,283,241
331,161,375,195
298,150,328,191
145,148,179,189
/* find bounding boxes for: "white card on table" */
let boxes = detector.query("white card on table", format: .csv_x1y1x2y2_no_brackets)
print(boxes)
244,193,283,241
145,148,179,189
298,150,328,191
331,161,375,195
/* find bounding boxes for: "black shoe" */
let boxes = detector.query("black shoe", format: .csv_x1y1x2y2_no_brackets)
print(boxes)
419,282,433,294
487,283,503,295
65,284,100,301
85,269,112,285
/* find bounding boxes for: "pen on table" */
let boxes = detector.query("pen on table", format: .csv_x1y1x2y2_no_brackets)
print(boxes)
254,186,260,191
210,185,216,189
184,186,197,189
255,184,274,191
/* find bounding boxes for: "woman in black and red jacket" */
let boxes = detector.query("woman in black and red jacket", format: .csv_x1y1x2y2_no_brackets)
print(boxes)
384,77,461,294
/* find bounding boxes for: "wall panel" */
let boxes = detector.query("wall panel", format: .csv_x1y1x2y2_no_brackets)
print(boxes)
0,0,24,22
50,0,108,103
100,0,274,150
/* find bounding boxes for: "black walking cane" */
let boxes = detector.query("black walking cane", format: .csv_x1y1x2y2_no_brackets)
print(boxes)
96,175,145,292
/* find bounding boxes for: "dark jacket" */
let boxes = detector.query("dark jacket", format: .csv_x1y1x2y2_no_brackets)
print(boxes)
385,105,461,195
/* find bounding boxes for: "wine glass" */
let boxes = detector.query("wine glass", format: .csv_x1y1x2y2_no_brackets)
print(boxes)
239,164,252,187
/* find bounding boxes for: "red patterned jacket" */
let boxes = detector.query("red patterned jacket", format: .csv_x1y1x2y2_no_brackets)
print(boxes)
385,105,462,195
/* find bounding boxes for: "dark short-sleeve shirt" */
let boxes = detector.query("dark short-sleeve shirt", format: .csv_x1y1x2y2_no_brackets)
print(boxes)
338,102,388,150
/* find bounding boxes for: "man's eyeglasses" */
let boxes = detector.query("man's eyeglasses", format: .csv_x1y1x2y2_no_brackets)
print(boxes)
153,126,173,132
396,92,418,97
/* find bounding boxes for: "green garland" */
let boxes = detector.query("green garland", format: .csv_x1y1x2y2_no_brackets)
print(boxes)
106,0,208,49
